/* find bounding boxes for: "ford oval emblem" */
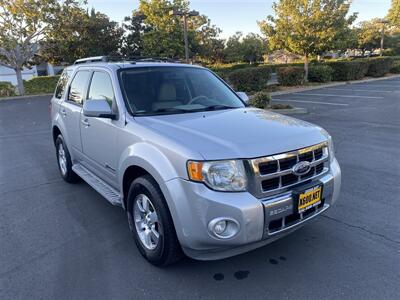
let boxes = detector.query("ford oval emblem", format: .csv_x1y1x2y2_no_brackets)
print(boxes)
292,161,311,176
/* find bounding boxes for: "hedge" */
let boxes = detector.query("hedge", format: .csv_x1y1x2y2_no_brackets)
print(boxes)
325,61,369,81
228,66,272,92
390,59,400,74
308,65,333,83
277,67,305,86
0,82,16,97
24,75,60,95
366,57,394,77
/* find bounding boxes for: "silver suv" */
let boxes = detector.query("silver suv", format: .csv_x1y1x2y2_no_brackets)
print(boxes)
51,56,341,266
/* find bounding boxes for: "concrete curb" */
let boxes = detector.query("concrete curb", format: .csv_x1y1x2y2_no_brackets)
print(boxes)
0,93,53,101
268,107,308,115
270,74,400,96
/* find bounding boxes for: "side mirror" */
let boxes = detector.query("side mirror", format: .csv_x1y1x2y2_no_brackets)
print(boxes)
237,91,249,103
83,99,115,119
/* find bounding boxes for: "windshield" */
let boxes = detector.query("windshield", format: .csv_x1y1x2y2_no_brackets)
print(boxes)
119,66,245,115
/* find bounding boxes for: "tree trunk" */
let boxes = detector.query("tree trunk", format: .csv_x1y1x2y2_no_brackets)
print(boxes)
15,67,25,96
304,54,309,83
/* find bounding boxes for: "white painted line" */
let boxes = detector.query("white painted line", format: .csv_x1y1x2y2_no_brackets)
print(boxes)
273,99,349,106
356,84,399,88
327,88,393,93
292,93,383,99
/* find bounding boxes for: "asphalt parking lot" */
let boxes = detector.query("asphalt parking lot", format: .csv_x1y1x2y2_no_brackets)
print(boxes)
1,77,399,299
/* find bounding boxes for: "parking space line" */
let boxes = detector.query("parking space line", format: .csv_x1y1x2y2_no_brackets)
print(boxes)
273,99,349,106
327,88,393,93
292,93,383,99
357,84,399,88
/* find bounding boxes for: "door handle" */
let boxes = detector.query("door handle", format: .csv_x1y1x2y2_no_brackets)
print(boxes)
61,109,67,117
81,119,90,127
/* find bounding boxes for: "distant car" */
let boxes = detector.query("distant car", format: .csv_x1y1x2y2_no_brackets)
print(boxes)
50,56,341,266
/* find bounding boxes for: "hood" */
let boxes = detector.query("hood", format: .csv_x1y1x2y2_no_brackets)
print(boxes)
135,108,328,160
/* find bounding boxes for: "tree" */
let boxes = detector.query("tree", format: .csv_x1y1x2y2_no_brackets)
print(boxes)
195,19,225,62
225,32,244,62
131,0,222,60
41,7,123,64
224,32,267,63
241,33,266,63
259,0,357,80
0,0,60,95
121,10,149,57
356,19,386,54
387,0,400,28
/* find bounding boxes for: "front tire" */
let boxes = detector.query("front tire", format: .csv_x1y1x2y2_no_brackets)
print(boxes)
55,135,79,183
127,175,182,266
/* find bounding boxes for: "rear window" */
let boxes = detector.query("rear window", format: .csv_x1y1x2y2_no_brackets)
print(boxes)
54,69,71,99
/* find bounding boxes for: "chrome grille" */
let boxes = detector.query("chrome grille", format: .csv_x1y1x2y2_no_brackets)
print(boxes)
248,142,329,198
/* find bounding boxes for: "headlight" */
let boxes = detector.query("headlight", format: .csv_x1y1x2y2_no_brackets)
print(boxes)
187,160,247,191
327,134,335,162
320,127,335,163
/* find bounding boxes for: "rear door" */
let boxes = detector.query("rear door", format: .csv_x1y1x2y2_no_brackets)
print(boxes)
80,70,119,185
60,70,91,155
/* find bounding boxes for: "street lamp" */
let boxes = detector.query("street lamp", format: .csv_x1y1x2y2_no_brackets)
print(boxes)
169,9,199,63
378,19,389,56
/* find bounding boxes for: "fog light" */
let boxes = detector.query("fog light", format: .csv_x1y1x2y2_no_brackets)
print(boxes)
214,220,227,235
208,217,240,239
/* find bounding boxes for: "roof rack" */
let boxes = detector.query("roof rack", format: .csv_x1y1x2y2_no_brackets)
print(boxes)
73,55,184,65
74,56,108,65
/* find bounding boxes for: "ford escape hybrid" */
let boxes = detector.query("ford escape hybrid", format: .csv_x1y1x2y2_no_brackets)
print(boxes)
51,56,341,266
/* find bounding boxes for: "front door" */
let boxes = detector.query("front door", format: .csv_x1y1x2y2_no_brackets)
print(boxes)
80,71,119,184
60,70,91,155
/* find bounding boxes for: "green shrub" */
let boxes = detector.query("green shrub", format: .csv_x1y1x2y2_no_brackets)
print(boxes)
228,66,272,92
308,65,333,83
24,75,60,95
248,91,271,109
366,57,395,77
277,67,305,86
0,82,16,97
390,60,400,73
325,61,369,81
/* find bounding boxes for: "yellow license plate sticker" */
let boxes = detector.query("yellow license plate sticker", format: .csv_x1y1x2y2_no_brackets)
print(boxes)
298,186,322,213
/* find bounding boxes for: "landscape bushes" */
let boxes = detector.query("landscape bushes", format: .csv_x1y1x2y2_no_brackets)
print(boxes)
277,66,305,86
228,66,272,92
390,59,400,73
248,91,271,109
308,65,333,82
0,82,16,97
366,57,394,77
24,75,60,95
325,60,369,81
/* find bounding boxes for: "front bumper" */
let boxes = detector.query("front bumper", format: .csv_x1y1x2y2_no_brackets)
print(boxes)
163,158,341,260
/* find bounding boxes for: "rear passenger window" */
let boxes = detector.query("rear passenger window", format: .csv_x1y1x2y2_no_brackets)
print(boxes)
54,70,71,99
68,71,91,105
88,72,114,108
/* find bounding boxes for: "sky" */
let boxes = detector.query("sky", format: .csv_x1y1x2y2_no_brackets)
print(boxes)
86,0,392,39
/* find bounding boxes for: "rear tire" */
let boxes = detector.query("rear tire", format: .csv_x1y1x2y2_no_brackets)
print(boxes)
55,135,79,183
127,175,182,266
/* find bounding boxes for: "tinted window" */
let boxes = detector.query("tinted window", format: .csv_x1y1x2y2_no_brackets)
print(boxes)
119,67,244,115
88,72,114,108
55,69,71,99
68,71,91,105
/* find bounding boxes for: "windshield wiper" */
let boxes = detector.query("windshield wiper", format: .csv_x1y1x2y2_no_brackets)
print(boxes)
202,105,239,111
153,107,190,113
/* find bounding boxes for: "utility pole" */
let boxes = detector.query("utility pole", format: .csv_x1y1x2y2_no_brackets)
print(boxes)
169,9,199,63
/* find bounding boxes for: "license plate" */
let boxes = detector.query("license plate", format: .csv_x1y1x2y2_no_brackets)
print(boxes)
298,185,322,213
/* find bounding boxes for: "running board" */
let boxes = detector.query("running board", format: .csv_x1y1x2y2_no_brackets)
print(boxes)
72,164,122,206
